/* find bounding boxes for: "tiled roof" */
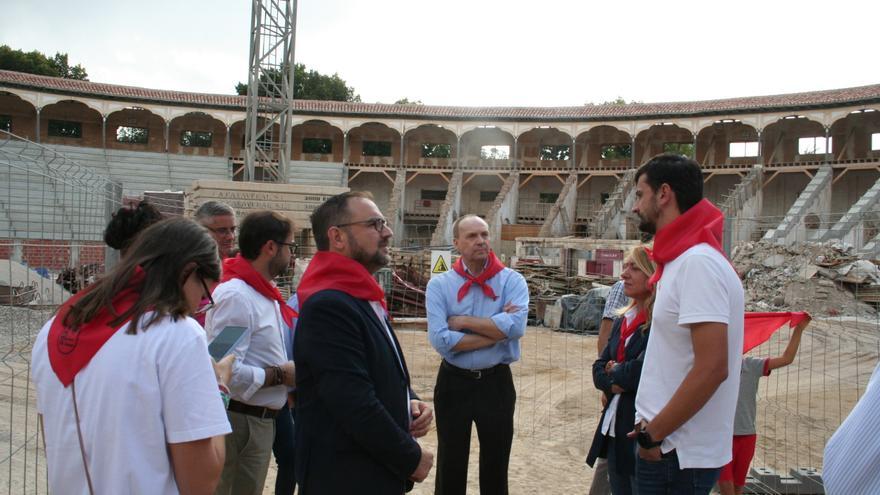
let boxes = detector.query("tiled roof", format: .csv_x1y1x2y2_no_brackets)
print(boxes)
2,69,879,121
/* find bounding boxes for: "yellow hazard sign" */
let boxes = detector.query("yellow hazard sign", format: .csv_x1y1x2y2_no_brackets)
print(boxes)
430,251,451,278
432,256,449,273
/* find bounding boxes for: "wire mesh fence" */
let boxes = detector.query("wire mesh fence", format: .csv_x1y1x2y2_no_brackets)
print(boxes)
3,126,880,493
0,130,122,494
381,213,880,493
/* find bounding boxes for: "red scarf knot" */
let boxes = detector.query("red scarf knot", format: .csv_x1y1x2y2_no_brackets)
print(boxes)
48,266,146,387
297,251,388,312
646,199,726,288
222,255,298,327
452,251,506,302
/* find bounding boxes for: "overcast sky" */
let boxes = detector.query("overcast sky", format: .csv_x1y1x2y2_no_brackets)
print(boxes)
2,0,877,106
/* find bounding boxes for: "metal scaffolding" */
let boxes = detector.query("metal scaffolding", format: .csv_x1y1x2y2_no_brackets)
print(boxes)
244,0,297,182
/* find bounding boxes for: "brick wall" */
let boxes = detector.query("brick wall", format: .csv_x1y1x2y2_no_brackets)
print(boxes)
0,239,105,271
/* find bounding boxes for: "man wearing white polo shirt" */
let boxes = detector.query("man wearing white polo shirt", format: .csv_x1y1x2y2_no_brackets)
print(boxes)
629,154,744,495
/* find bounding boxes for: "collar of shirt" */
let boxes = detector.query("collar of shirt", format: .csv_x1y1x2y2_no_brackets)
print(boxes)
462,257,490,276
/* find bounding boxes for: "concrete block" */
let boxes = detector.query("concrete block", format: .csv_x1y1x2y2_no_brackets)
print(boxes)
790,467,825,494
762,254,786,268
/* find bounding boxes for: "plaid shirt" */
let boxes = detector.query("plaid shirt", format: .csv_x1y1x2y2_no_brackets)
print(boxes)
602,280,629,319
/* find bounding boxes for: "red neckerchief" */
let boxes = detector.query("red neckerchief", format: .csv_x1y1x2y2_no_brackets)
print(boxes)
48,266,145,387
617,310,647,362
222,255,298,327
297,251,387,311
645,199,725,289
744,312,809,353
452,250,506,302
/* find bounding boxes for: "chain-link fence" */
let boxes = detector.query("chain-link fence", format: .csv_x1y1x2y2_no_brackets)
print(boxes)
0,130,122,494
382,211,880,493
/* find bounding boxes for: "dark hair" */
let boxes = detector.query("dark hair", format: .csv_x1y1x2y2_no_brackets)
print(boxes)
237,210,293,260
103,201,164,251
310,191,373,251
65,217,220,334
634,153,704,213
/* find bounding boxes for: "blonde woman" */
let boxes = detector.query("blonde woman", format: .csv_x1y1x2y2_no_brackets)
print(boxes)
587,245,656,495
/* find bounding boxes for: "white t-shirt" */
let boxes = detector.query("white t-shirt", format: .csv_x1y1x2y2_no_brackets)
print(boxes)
31,313,231,495
634,243,744,469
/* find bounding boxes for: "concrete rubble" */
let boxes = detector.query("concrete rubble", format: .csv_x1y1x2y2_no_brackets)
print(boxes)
731,240,879,317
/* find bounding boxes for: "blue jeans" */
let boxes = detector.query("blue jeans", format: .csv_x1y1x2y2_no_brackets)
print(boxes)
272,403,296,495
636,450,719,495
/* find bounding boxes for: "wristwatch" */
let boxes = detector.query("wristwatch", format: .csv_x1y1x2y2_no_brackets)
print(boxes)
637,424,662,449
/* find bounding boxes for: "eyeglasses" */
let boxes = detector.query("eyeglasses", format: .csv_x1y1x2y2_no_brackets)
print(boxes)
206,226,236,236
194,276,215,315
335,217,388,233
275,240,299,256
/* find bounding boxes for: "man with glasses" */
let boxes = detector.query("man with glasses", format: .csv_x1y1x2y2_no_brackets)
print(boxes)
294,191,435,494
206,210,298,495
195,201,237,259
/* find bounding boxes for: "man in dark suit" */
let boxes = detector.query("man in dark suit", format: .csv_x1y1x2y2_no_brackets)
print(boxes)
294,191,434,494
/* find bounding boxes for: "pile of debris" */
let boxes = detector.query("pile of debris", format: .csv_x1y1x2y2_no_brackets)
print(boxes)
731,240,879,317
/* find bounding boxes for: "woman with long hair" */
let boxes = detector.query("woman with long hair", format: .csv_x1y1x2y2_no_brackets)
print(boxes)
31,217,233,495
587,245,656,495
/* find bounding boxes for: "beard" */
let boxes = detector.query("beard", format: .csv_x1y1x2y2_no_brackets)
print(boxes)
349,236,390,273
637,197,659,235
638,213,656,235
268,250,289,278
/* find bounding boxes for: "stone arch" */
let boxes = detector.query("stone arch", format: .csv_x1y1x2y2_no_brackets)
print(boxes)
0,91,38,140
39,100,103,147
292,119,344,162
762,115,827,164
403,124,458,167
828,108,880,161
634,123,695,165
517,126,573,169
695,120,760,166
168,111,227,156
347,122,402,165
576,125,635,169
105,106,166,152
459,127,516,168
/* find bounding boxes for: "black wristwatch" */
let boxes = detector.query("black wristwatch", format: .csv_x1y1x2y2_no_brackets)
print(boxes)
637,425,662,449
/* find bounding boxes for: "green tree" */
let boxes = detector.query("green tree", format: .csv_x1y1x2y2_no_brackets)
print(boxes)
585,96,643,106
236,64,360,101
394,97,423,105
0,45,88,80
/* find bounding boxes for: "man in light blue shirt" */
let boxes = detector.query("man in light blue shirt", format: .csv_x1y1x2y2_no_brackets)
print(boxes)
426,214,529,495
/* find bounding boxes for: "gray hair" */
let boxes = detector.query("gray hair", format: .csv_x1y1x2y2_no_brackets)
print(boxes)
194,201,235,223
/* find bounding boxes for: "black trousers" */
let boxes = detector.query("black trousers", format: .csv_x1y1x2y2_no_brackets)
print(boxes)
433,362,516,495
272,403,296,494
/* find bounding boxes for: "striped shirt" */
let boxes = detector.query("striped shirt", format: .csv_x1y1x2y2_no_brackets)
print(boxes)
823,361,880,494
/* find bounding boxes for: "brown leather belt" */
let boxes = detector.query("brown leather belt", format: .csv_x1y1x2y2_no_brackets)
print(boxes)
228,399,280,419
441,360,508,380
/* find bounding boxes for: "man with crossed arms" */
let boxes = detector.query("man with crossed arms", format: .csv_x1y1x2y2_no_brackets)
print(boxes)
426,214,529,495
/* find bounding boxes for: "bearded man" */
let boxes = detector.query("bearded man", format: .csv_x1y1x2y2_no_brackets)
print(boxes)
206,210,298,495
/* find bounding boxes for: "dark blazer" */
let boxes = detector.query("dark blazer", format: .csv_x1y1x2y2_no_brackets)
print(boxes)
294,289,422,495
586,316,650,478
